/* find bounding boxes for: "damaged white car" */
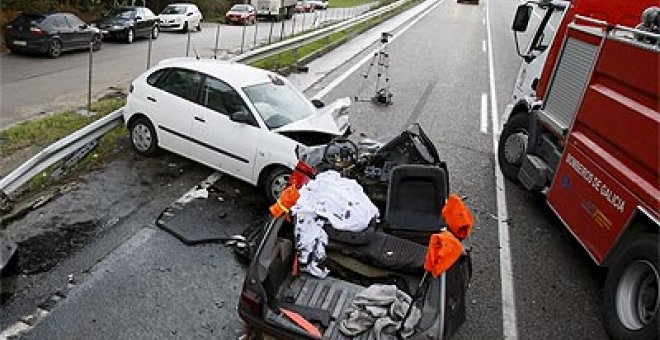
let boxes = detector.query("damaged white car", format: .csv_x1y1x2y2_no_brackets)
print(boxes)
123,58,350,202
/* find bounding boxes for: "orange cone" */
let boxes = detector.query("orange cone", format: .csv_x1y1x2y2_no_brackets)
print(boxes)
442,194,475,240
423,231,463,278
269,185,300,218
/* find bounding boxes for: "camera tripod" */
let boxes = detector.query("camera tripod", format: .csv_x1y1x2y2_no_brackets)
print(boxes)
355,32,393,106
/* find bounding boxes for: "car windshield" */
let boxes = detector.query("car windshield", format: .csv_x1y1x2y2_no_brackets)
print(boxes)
161,6,186,14
106,8,135,19
230,5,250,12
243,81,316,129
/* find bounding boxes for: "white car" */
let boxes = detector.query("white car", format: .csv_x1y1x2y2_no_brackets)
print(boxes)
123,58,350,202
158,3,203,32
307,0,329,10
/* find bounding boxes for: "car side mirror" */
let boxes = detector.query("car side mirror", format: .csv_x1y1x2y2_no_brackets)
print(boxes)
79,24,88,29
135,15,143,21
512,4,532,32
230,110,251,124
311,99,325,108
187,12,193,16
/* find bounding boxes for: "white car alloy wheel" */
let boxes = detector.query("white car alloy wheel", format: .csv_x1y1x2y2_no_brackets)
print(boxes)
132,124,152,152
271,174,290,200
266,169,291,203
130,120,157,155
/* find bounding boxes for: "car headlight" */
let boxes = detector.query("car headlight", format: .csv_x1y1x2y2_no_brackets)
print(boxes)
90,23,97,27
112,25,123,30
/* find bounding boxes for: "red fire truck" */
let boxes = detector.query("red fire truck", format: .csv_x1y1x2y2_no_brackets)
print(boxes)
499,5,659,340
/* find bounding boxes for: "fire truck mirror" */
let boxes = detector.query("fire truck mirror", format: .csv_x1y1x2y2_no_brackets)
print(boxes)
512,4,532,32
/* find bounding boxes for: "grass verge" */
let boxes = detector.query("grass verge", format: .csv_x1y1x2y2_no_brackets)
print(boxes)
1,96,128,199
250,0,420,71
329,0,376,8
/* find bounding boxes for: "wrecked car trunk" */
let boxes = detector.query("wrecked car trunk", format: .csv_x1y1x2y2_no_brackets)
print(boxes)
238,125,472,340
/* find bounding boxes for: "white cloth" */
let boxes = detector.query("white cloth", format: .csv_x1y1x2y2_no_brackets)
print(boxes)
292,171,379,278
293,171,379,232
339,284,421,340
294,213,329,278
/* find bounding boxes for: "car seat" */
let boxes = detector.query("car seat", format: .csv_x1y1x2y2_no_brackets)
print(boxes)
384,164,449,242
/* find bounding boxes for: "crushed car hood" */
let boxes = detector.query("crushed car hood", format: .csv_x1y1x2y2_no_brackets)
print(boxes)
275,97,351,136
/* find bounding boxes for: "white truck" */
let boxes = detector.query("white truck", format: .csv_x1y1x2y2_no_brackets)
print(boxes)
252,0,296,21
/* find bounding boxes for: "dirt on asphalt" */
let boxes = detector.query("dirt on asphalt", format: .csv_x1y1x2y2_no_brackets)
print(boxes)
0,134,209,302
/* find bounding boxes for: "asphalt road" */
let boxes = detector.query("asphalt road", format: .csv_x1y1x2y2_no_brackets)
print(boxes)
0,5,372,130
304,0,607,338
0,0,611,339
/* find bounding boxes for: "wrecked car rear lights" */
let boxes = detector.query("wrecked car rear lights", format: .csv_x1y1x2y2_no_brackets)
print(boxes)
290,161,317,188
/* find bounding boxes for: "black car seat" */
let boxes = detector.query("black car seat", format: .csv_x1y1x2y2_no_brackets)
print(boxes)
384,164,449,242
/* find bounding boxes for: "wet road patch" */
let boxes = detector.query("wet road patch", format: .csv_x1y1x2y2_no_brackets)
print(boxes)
156,173,269,245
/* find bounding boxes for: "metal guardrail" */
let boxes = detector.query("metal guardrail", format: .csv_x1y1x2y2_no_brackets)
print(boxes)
231,0,408,64
0,109,124,198
0,0,417,205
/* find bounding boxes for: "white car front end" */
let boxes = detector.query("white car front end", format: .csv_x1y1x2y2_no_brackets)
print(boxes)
158,14,187,30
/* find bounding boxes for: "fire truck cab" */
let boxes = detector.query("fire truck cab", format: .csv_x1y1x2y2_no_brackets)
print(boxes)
500,6,659,340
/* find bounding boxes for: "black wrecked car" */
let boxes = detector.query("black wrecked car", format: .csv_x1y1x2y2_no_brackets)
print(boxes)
93,6,159,43
238,125,472,339
4,12,102,58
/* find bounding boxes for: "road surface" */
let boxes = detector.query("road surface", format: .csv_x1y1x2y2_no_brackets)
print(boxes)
0,5,372,130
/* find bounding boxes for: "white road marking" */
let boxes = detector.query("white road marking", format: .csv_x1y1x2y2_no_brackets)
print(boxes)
175,172,222,205
312,0,447,100
481,92,488,133
486,0,518,339
482,17,486,25
0,321,31,339
482,40,487,52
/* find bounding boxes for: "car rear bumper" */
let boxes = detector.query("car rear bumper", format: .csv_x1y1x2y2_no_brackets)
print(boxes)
226,16,250,24
4,35,49,53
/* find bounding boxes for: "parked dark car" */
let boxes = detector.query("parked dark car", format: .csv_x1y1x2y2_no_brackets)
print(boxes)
4,12,102,58
93,6,159,43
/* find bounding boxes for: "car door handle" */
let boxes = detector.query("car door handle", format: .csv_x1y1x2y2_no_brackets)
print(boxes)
194,116,205,123
147,96,157,102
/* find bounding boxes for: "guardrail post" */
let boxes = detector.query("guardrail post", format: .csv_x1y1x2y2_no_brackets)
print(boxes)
302,12,307,32
294,46,299,70
87,42,93,115
241,19,247,53
253,19,259,49
185,29,191,56
268,19,275,44
280,18,285,41
291,15,296,36
147,28,152,69
214,21,221,58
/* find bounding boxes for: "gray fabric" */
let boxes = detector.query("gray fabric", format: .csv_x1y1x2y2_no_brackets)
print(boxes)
338,284,421,340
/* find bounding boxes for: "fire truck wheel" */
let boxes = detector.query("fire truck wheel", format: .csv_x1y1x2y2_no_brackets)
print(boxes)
497,113,529,183
603,236,659,340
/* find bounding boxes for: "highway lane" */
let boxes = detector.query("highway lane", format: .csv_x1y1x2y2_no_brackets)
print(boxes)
310,0,609,338
312,1,503,337
0,6,372,130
